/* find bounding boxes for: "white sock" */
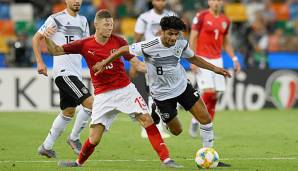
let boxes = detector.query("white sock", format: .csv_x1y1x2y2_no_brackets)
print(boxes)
69,107,91,141
192,117,199,124
199,122,214,148
43,112,72,150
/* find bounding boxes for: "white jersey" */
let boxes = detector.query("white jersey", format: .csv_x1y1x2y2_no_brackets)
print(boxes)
38,9,89,79
129,37,195,101
135,9,176,40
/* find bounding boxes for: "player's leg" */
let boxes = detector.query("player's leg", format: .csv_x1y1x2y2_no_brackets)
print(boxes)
59,92,118,167
176,83,214,147
153,97,183,136
189,98,214,147
38,76,79,158
58,123,105,167
144,95,170,138
205,58,225,120
189,99,231,167
189,66,215,137
118,83,182,168
67,76,93,154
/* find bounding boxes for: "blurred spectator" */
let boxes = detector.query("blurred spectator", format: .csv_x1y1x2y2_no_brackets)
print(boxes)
268,28,284,52
7,32,33,67
248,11,268,69
259,0,276,32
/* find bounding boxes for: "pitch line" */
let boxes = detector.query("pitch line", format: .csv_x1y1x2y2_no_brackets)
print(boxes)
0,157,296,163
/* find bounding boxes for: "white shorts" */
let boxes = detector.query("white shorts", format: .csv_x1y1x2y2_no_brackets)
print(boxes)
195,57,226,92
90,83,149,131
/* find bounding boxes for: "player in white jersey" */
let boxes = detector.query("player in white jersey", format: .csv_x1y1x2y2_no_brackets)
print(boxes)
93,16,231,167
32,0,93,158
131,0,175,138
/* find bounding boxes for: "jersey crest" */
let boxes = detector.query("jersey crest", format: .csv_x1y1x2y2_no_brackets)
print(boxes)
222,21,228,30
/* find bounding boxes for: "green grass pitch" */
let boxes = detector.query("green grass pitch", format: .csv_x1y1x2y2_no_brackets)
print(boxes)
0,109,297,171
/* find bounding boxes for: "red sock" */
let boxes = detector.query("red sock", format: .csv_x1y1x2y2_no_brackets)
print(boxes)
202,92,217,120
145,124,169,161
77,138,97,165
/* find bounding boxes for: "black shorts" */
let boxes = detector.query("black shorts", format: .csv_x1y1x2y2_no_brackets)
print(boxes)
153,83,200,123
55,76,91,110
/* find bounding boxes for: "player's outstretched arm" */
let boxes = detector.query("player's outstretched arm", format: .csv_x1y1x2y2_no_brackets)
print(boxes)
129,57,147,74
187,55,231,78
93,45,130,75
44,37,65,56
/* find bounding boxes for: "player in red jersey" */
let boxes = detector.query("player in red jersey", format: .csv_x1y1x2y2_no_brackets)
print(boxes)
43,9,182,168
188,0,241,138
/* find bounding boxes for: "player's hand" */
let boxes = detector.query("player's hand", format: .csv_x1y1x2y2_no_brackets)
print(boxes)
214,67,231,78
37,62,48,76
233,60,241,73
93,60,107,76
43,26,57,38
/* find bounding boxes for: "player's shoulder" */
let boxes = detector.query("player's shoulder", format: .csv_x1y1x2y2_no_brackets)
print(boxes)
140,37,160,49
220,13,231,22
77,14,88,22
176,36,188,48
111,34,128,43
195,10,209,19
138,10,152,19
77,36,94,45
164,9,177,17
50,10,67,19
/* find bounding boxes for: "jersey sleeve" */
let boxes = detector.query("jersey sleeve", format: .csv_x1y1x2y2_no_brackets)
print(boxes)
223,19,231,36
118,36,134,61
83,20,90,38
62,40,83,54
134,15,146,34
191,12,204,31
128,42,144,57
38,15,57,34
182,41,195,58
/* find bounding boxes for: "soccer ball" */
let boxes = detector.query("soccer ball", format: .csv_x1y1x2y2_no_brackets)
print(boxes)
195,147,219,169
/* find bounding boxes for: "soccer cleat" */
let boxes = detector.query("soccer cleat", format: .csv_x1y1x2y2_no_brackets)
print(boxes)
67,137,82,155
38,145,56,158
151,103,160,124
217,161,231,167
188,122,199,138
163,159,184,168
58,160,81,167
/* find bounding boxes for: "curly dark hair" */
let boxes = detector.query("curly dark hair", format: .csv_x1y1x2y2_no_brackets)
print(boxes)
160,16,186,31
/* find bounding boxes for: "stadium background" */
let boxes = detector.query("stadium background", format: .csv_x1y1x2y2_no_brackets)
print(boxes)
0,0,297,111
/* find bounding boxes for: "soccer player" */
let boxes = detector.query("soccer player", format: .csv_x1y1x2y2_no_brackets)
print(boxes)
43,9,182,168
188,0,241,138
32,0,93,158
93,16,231,167
131,0,175,138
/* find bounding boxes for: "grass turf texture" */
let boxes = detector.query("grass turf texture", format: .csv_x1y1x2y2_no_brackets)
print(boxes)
0,109,297,171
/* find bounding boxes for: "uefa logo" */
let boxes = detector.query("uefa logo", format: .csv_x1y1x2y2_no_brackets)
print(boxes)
265,70,298,109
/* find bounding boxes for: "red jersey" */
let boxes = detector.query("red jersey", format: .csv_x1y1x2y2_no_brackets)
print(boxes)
192,10,230,59
63,34,134,95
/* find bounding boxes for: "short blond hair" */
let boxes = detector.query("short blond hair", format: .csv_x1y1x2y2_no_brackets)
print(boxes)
94,9,112,21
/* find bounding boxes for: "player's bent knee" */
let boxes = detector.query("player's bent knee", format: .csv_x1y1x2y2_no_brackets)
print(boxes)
169,127,183,136
62,107,76,117
89,123,105,145
82,96,94,109
136,113,154,128
199,115,212,125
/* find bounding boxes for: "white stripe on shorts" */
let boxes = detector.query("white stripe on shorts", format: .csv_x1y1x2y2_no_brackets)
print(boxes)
63,76,83,98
